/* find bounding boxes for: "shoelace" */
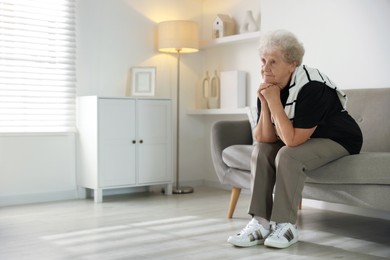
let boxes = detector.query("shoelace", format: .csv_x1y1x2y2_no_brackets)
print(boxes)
240,219,259,235
269,223,285,237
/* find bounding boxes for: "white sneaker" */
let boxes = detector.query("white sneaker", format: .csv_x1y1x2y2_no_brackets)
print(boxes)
227,219,270,247
264,222,299,249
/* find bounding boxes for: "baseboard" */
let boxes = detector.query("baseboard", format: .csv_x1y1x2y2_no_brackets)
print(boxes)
149,179,207,192
0,189,78,207
0,182,203,207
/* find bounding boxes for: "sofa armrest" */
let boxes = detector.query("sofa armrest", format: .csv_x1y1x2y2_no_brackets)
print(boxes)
210,120,253,184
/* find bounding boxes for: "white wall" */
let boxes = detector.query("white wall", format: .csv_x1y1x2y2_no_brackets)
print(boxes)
1,0,389,206
260,0,390,89
0,134,76,206
76,0,203,97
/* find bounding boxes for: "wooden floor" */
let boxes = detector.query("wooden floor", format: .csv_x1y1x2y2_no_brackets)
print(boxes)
1,187,389,260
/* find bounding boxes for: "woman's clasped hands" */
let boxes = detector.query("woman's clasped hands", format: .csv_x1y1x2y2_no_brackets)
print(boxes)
258,82,282,105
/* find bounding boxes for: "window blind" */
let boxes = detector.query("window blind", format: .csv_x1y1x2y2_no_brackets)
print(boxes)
0,0,76,133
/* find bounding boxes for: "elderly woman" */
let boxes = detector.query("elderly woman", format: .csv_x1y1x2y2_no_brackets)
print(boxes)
228,30,363,249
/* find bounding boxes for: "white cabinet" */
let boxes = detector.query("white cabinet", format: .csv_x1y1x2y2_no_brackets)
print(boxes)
77,96,173,202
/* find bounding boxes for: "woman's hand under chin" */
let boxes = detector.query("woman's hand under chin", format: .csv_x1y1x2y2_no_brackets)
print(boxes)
260,83,281,104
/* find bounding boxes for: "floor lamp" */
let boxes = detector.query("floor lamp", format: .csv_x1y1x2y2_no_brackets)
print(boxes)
157,20,199,194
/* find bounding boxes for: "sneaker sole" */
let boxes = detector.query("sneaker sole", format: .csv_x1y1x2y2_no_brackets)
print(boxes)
227,237,265,247
264,237,298,249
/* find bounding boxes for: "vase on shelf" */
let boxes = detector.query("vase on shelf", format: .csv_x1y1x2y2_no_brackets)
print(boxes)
240,10,259,34
208,70,220,109
200,71,210,109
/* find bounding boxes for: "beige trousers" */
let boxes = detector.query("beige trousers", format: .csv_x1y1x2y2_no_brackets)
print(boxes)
248,138,349,224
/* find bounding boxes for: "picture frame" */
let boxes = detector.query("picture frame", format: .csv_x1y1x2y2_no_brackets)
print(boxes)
131,67,156,96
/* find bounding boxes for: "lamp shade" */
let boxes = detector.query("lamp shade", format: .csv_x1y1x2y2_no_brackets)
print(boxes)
157,20,199,53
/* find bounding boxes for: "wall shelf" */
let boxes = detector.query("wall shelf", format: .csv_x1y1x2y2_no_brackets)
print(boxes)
200,31,260,49
187,108,246,115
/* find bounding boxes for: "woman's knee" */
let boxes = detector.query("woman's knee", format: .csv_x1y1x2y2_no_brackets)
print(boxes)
275,146,306,173
251,142,280,164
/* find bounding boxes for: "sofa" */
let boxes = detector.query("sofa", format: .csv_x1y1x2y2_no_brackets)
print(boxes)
210,88,390,218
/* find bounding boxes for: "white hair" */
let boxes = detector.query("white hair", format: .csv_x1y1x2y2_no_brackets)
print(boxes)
258,30,305,65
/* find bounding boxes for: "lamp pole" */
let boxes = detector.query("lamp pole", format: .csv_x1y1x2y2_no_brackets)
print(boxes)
172,48,193,194
157,20,199,194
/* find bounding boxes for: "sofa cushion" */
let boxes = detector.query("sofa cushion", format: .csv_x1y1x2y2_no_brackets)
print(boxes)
222,145,254,171
306,152,390,185
223,146,390,185
343,88,390,153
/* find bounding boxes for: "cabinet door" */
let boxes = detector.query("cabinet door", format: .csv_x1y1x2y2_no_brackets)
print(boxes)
99,99,136,187
136,99,172,184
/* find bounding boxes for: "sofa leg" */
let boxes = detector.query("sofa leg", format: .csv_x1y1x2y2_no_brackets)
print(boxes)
298,199,302,210
228,187,241,219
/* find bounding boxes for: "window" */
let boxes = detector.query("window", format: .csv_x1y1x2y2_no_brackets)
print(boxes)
0,0,76,133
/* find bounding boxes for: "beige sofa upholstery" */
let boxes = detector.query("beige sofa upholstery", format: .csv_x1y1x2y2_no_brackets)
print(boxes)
210,88,390,218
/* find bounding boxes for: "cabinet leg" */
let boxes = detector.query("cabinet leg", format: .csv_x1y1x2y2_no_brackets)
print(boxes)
165,184,173,195
94,188,103,203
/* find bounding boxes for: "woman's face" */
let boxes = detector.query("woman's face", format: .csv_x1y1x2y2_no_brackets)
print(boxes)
261,48,297,88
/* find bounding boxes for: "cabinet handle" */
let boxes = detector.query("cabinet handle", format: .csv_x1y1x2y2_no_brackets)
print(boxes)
132,140,136,144
139,140,143,144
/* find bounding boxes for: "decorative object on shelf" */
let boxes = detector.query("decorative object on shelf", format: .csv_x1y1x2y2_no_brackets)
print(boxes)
200,71,210,109
208,70,220,109
157,20,199,194
212,14,235,39
240,10,259,34
220,70,246,109
130,67,156,96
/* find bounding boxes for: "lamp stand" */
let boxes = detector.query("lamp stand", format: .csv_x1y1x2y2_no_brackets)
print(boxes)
172,49,194,194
